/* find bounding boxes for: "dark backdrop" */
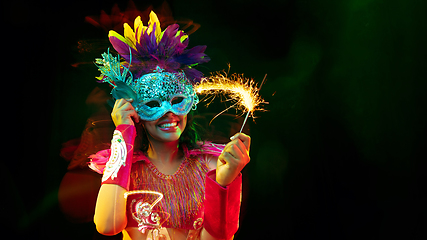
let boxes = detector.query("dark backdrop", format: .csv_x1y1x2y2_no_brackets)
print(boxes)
4,0,427,239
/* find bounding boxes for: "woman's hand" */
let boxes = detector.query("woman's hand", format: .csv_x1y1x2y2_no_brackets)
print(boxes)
216,133,251,187
111,98,140,127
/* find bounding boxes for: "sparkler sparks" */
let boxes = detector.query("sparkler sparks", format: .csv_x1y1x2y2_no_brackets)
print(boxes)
195,71,267,132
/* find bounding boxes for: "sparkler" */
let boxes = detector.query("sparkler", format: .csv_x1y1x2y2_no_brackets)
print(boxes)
195,71,267,133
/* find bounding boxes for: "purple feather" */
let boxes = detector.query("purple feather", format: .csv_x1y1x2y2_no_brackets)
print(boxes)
158,24,179,56
109,18,209,82
109,36,139,63
183,67,204,84
176,45,209,65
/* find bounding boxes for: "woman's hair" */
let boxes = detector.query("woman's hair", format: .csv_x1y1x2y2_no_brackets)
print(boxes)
135,111,205,153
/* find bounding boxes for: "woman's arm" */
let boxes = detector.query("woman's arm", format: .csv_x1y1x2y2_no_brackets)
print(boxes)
201,133,250,240
94,184,128,235
94,98,139,235
202,157,235,240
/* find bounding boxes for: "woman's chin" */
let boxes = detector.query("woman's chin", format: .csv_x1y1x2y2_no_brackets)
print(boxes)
155,128,182,142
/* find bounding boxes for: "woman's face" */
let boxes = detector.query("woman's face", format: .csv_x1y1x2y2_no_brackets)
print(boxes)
142,112,187,143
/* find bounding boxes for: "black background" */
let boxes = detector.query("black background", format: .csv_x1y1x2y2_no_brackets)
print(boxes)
4,0,427,239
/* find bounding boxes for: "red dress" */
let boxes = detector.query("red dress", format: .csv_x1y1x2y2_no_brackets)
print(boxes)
89,143,226,233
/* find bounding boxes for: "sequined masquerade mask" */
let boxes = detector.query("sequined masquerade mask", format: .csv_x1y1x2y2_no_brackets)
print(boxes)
94,11,209,121
128,66,199,121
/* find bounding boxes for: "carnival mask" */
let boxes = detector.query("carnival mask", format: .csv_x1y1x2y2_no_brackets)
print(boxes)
116,67,198,121
94,11,208,121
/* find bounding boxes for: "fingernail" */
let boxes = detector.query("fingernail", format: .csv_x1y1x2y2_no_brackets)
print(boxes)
230,134,237,140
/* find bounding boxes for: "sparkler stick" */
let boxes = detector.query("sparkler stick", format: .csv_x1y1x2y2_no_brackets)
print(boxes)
195,71,267,133
239,112,250,133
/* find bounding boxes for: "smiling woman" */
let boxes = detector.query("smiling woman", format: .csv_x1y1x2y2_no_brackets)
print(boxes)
87,11,251,240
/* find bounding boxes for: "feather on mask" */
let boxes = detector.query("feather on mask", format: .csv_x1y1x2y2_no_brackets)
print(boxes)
95,11,205,121
108,11,209,82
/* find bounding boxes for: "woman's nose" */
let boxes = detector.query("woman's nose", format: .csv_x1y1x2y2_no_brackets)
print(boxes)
163,111,177,117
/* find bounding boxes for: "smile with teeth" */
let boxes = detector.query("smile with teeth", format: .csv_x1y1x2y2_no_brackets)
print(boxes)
159,122,178,128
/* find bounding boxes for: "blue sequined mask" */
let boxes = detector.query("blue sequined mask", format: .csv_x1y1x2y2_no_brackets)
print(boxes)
131,68,199,121
95,52,198,121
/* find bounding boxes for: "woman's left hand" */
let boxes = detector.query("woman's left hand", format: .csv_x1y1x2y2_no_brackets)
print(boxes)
216,133,251,187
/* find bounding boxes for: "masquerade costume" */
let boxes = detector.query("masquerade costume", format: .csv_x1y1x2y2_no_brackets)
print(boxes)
89,11,242,240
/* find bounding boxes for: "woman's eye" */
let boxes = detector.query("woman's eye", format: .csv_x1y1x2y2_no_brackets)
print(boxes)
145,101,160,108
171,97,184,105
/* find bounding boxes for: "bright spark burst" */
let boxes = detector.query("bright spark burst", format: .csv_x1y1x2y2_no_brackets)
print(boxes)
195,71,267,121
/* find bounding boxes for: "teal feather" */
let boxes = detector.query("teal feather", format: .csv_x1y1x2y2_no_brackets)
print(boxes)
111,81,139,105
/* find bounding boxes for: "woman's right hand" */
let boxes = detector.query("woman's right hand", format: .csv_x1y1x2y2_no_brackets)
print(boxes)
111,98,140,126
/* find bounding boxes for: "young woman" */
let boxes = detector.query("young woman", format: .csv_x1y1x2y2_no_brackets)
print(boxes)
88,11,251,240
